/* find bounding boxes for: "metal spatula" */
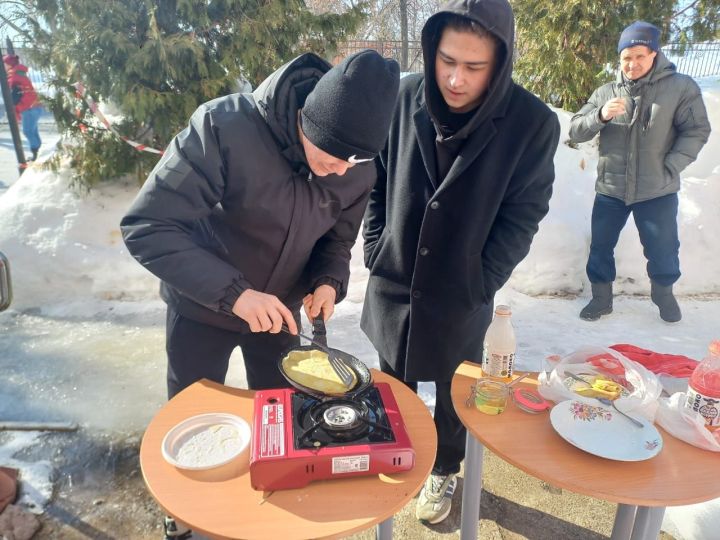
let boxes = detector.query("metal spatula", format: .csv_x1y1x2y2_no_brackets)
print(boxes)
280,320,355,388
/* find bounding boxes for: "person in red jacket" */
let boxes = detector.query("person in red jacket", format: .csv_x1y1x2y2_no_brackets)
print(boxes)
3,54,43,160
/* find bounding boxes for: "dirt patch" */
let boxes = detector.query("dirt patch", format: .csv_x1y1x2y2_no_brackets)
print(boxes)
11,431,676,540
12,431,161,539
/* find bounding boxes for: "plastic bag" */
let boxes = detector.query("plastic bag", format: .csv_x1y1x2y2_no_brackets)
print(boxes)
538,346,663,421
655,392,720,452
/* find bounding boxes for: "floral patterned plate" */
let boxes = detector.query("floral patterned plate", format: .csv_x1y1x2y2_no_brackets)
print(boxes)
550,400,663,461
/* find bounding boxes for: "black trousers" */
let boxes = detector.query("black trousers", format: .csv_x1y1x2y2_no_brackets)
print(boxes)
165,306,300,399
379,356,465,476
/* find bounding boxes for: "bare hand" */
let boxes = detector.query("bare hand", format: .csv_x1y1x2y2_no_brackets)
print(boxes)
303,284,337,322
600,97,627,122
232,289,297,334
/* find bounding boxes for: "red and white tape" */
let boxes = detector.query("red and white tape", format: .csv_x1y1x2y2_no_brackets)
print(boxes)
73,82,163,155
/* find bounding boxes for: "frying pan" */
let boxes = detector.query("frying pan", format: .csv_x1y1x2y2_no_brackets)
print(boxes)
278,318,373,400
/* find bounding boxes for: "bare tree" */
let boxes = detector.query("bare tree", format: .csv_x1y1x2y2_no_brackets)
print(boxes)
400,0,408,69
308,0,440,41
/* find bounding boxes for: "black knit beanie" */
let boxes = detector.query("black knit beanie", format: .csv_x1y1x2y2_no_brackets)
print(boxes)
301,50,400,162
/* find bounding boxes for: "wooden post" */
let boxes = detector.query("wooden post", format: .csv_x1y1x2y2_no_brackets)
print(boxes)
0,421,79,432
0,251,11,312
1,44,28,175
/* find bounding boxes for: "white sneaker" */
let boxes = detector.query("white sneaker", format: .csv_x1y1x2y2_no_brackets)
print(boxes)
163,516,192,539
415,473,457,524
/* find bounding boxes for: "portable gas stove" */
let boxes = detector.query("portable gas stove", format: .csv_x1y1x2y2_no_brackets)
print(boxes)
249,382,415,491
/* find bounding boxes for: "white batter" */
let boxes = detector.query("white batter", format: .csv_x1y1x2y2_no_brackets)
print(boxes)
175,424,242,467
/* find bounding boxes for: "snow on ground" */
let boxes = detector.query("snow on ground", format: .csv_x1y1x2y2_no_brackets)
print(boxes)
1,78,720,538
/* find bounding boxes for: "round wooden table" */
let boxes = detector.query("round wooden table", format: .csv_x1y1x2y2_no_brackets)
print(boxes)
140,370,436,540
451,361,720,540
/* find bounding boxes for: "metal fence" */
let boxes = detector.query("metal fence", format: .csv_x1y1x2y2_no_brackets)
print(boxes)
336,40,425,73
338,39,720,79
663,42,720,79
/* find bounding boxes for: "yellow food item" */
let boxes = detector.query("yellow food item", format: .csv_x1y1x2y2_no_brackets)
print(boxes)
572,376,623,400
282,350,356,393
575,386,620,400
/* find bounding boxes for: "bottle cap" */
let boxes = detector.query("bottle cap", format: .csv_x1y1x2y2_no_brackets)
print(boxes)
495,305,511,316
689,341,720,398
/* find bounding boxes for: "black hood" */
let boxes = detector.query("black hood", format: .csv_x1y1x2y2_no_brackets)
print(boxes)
421,0,515,138
252,53,332,173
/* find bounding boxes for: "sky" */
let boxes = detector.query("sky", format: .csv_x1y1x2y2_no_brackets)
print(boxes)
1,79,720,537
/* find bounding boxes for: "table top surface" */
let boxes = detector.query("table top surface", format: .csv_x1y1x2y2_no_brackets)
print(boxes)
140,371,437,540
451,361,720,507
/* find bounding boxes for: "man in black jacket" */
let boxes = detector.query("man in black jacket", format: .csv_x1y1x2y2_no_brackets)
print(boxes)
361,0,560,524
122,49,398,538
122,49,399,396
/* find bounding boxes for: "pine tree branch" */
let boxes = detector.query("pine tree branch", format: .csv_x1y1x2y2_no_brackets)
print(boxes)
0,13,34,42
673,0,701,20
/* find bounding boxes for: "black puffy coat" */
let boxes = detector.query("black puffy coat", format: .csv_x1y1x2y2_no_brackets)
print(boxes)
361,0,561,381
121,53,375,332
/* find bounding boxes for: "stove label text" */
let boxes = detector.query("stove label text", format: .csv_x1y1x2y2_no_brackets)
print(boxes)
260,403,285,458
332,454,370,474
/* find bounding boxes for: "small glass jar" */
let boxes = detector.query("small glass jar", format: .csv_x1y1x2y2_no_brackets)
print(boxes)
474,379,509,415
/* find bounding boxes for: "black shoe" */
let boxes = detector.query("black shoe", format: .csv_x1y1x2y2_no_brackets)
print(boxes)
651,282,681,323
31,148,39,161
163,516,192,539
579,282,613,321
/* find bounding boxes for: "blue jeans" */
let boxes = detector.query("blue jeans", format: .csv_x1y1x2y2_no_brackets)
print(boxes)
587,193,680,286
21,106,43,152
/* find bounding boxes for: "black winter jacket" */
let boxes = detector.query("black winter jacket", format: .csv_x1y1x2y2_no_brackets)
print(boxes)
121,53,376,332
361,0,560,381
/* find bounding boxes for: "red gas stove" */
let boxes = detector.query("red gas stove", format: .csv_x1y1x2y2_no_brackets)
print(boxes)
249,382,415,491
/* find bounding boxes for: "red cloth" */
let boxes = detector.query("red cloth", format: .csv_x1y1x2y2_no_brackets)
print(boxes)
610,344,698,378
587,353,627,375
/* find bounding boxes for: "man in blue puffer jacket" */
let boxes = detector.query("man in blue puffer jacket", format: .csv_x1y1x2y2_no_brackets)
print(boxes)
570,21,710,323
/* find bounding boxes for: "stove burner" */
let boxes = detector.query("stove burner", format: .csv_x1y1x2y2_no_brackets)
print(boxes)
311,398,368,431
323,404,359,428
292,387,395,449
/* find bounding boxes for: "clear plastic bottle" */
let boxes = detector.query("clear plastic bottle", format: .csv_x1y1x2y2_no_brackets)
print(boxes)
481,305,516,380
685,340,720,431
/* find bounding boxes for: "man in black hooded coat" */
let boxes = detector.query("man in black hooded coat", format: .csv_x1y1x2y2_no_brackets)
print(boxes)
361,0,560,524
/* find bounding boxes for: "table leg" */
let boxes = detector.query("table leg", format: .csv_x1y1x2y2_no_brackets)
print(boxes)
376,516,393,540
629,506,665,540
459,434,485,540
611,504,637,540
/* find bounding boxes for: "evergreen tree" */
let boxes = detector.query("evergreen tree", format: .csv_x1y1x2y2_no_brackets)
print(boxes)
511,0,719,112
11,0,365,188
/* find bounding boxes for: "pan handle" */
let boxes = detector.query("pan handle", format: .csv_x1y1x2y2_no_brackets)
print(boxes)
311,317,328,347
